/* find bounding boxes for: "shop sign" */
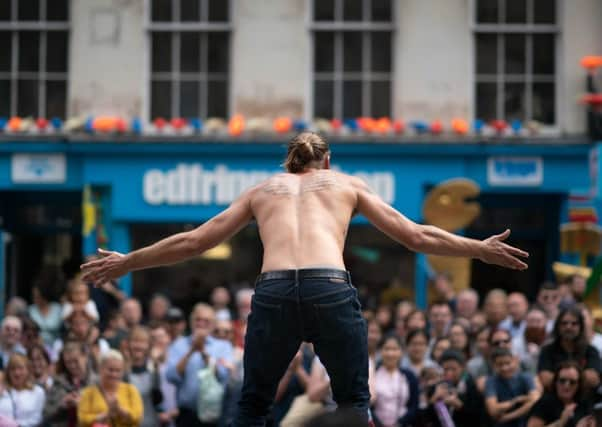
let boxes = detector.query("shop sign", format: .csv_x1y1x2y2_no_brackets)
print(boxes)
143,163,395,206
487,156,543,186
11,153,66,184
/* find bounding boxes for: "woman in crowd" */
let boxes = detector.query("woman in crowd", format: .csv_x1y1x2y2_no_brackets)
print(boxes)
78,350,143,427
448,322,471,359
528,361,591,427
405,310,428,332
53,310,110,368
430,337,451,364
372,334,419,427
27,343,53,391
29,278,63,347
0,354,46,427
402,329,437,377
44,341,97,427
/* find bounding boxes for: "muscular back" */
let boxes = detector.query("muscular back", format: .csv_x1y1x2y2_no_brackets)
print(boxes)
249,170,357,271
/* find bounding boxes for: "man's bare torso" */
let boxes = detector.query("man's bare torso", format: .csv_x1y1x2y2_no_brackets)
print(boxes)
249,170,358,272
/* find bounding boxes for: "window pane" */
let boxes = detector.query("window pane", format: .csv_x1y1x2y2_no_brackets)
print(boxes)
46,31,68,73
314,32,334,72
477,0,498,23
343,80,362,118
18,0,39,20
151,81,172,119
505,34,525,75
0,32,11,71
476,82,497,120
371,0,391,22
208,32,229,73
47,0,69,21
180,81,199,118
19,32,39,71
208,0,229,22
152,33,171,73
371,32,390,72
208,80,227,118
46,80,66,119
343,0,363,21
532,83,554,124
314,0,335,21
533,34,555,75
180,33,200,73
0,1,11,21
476,34,497,74
505,0,526,23
0,80,10,116
17,79,38,116
181,0,200,22
504,83,526,121
314,80,333,118
152,0,172,22
534,0,555,24
343,32,362,72
371,81,390,118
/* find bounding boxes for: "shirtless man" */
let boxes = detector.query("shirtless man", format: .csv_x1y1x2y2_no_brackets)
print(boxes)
81,132,528,426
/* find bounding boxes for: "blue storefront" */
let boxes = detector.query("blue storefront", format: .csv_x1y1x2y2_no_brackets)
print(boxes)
0,139,597,315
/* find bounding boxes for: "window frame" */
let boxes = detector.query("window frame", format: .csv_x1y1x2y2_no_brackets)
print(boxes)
0,0,70,119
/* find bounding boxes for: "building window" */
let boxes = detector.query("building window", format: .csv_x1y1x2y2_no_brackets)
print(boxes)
474,0,558,125
311,0,394,120
149,0,230,120
0,0,70,119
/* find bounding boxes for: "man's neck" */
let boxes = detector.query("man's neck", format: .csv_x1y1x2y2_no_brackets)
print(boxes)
560,339,575,352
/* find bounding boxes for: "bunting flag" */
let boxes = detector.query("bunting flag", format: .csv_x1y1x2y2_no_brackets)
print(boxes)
82,185,96,237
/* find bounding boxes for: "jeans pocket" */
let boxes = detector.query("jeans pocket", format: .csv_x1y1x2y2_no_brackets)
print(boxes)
314,292,361,340
248,296,285,342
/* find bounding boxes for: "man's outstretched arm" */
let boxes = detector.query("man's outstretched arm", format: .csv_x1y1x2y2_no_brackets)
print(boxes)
353,177,528,270
80,189,254,286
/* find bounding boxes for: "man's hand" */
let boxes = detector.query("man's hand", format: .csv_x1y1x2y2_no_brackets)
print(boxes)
478,229,529,270
80,248,128,287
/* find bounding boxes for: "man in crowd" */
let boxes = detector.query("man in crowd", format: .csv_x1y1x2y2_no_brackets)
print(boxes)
428,302,453,345
80,132,528,425
211,286,232,321
431,273,456,311
166,303,233,427
537,282,561,333
483,289,508,329
0,316,25,369
147,293,171,323
499,292,528,339
512,306,548,374
121,298,143,329
456,288,479,321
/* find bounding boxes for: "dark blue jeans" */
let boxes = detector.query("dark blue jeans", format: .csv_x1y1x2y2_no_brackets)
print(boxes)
232,269,370,427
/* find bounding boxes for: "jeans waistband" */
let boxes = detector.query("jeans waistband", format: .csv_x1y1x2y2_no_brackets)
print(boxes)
256,268,350,284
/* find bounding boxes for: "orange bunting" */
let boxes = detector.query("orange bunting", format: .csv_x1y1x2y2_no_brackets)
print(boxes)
581,56,602,70
229,114,245,136
273,117,292,133
374,117,391,134
357,117,376,132
451,118,469,135
8,117,21,132
92,116,123,132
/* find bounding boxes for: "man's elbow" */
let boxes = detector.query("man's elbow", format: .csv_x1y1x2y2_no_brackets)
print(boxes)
403,226,426,252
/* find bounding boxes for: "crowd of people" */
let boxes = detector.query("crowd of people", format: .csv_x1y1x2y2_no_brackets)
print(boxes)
0,266,601,427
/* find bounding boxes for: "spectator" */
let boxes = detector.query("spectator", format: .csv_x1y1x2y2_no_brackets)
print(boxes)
210,287,232,321
125,326,162,427
528,361,591,427
456,289,479,320
468,326,491,381
166,303,232,427
567,275,587,303
102,310,128,350
232,289,253,349
470,328,518,392
401,329,437,378
449,322,471,359
538,306,601,391
29,279,62,347
500,293,529,339
366,320,382,406
430,337,451,364
0,354,46,427
165,308,187,341
579,304,602,355
27,344,53,391
62,277,99,323
0,316,26,369
537,282,561,333
54,310,110,362
214,319,242,363
5,297,28,318
149,323,178,427
147,294,171,324
557,277,576,307
484,289,508,329
512,306,548,375
422,349,483,426
372,334,419,427
121,298,143,330
470,311,488,335
43,341,96,427
78,350,143,427
428,302,452,344
484,348,540,427
20,317,45,353
431,273,456,311
404,310,427,333
393,301,414,337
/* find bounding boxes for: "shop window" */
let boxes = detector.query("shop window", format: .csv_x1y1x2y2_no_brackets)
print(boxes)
311,0,393,119
149,0,230,120
474,0,557,125
0,0,70,119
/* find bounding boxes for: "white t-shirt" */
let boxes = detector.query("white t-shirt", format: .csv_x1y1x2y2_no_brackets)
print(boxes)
0,386,45,427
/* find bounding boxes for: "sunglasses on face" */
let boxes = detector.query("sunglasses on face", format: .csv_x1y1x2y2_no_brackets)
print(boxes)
557,377,578,386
